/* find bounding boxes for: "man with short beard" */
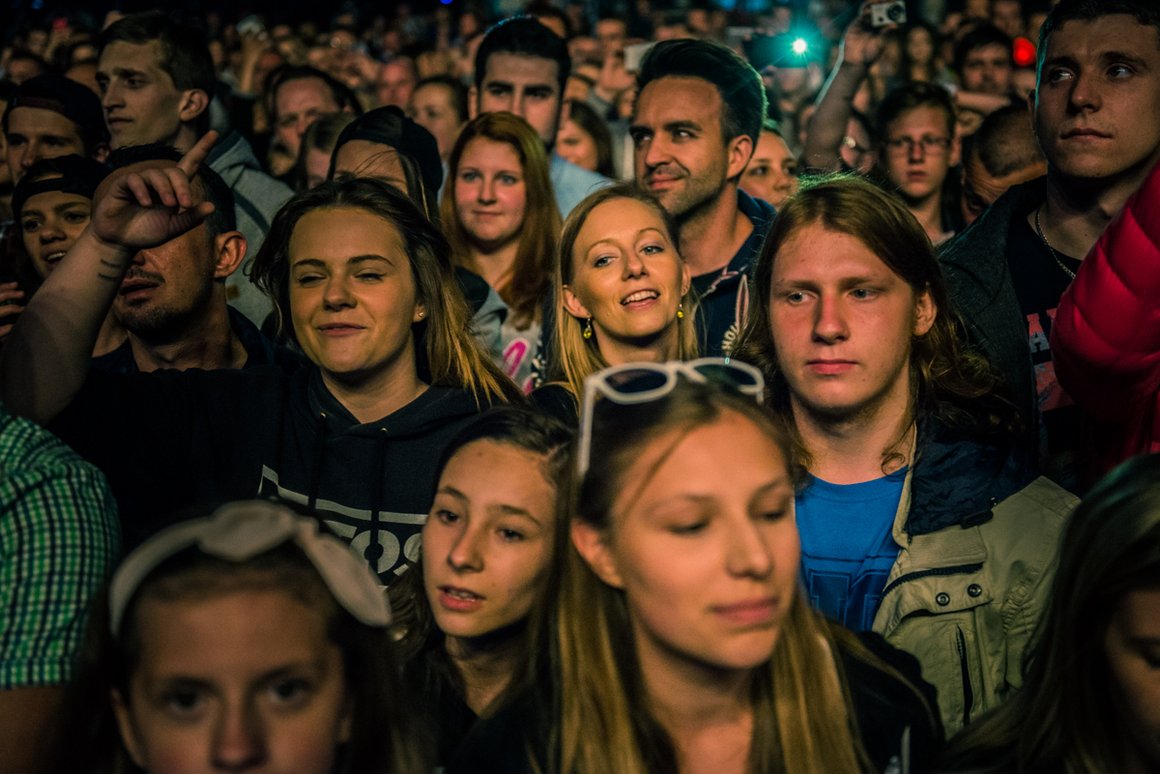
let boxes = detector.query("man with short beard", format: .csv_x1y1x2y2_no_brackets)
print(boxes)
92,144,292,374
630,39,773,357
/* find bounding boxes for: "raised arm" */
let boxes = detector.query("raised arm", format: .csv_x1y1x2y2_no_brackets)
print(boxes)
0,133,219,423
802,4,891,171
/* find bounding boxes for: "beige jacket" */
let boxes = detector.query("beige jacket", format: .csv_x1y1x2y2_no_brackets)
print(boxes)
872,473,1075,734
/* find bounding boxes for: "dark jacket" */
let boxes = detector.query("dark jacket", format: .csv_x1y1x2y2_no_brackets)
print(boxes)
447,631,942,774
91,306,305,374
50,367,486,581
938,178,1047,454
694,189,775,358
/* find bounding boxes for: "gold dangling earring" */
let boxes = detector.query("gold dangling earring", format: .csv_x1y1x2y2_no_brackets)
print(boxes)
582,317,593,340
676,303,685,319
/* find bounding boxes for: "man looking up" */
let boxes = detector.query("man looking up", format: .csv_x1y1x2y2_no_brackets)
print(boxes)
268,65,361,163
875,82,963,244
631,38,773,357
473,16,609,217
97,11,293,325
941,0,1160,490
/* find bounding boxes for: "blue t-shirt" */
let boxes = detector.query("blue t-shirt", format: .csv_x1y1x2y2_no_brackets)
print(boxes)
796,470,906,631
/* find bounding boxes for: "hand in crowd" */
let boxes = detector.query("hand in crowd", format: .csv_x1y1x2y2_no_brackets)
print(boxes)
0,282,25,341
839,1,895,68
89,132,218,254
236,30,273,95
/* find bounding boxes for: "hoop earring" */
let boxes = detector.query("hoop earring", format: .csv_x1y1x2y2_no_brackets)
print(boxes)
582,317,593,340
676,303,685,319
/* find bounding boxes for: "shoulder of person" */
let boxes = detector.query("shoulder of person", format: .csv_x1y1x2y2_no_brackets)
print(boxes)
840,630,945,771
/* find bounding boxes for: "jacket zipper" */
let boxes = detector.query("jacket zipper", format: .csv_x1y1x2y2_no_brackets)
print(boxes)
956,626,975,727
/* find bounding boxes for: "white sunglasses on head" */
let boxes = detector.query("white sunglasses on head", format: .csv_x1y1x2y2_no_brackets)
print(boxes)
577,358,765,477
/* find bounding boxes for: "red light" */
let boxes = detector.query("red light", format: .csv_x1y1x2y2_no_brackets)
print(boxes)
1013,37,1037,68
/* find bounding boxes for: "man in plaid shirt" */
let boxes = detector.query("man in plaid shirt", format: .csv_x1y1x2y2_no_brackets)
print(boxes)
0,403,120,774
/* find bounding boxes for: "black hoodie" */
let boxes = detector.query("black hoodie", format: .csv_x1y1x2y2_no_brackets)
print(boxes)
51,365,486,582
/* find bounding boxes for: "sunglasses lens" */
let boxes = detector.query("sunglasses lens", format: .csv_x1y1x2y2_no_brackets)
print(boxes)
604,368,670,396
693,363,760,391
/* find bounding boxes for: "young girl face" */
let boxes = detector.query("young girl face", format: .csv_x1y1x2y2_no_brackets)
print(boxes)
453,137,527,252
423,439,558,643
19,190,92,279
113,588,351,774
288,206,424,389
1105,588,1160,763
575,410,799,675
563,197,689,355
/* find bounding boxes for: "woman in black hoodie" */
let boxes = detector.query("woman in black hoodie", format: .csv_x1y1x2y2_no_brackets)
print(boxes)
0,133,521,582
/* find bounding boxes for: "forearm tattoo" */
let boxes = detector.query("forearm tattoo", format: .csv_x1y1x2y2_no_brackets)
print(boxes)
97,257,130,283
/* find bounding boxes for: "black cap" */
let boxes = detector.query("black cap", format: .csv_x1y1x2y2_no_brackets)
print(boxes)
12,154,110,217
330,105,443,210
2,74,109,152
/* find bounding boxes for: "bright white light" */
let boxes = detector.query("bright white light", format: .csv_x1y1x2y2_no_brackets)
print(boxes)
792,38,809,55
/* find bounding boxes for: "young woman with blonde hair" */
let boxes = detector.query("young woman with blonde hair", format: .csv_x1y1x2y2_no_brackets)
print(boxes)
453,363,941,773
533,183,698,422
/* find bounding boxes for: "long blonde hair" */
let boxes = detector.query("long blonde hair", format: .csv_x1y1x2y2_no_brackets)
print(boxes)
557,380,906,773
550,183,699,399
441,112,560,329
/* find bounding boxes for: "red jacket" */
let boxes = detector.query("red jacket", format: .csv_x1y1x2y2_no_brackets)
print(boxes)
1051,161,1160,478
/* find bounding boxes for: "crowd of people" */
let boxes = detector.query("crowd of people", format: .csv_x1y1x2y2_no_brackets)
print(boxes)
0,0,1157,772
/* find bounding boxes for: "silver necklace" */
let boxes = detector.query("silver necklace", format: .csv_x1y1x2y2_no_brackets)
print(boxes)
1034,207,1077,280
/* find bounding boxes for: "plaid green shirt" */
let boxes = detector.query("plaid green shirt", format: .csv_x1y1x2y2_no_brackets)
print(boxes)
0,406,120,689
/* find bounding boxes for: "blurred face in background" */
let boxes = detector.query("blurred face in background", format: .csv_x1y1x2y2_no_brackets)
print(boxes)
556,116,599,172
740,129,798,209
408,81,463,161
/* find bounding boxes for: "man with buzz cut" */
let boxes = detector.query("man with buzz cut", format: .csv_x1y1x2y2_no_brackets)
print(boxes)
473,15,610,218
97,11,292,325
941,0,1160,492
631,38,774,358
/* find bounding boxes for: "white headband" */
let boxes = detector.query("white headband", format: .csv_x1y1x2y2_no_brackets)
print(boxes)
109,500,392,634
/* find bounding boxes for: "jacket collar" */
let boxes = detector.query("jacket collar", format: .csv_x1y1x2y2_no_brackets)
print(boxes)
896,418,1035,538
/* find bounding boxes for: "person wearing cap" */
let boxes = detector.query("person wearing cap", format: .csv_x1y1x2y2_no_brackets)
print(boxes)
2,73,109,184
0,401,119,774
9,154,126,355
329,105,448,222
55,500,427,773
97,11,293,327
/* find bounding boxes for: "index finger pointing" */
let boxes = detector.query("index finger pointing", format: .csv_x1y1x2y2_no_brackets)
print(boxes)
177,130,220,177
